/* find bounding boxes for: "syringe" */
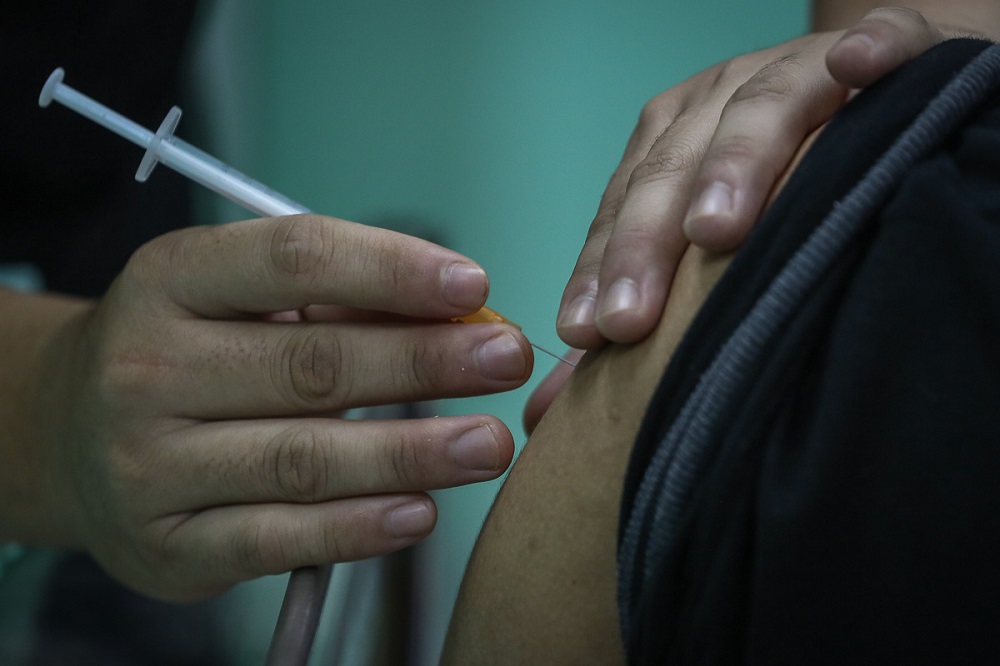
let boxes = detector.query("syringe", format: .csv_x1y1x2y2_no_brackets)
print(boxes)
39,67,573,367
39,68,307,218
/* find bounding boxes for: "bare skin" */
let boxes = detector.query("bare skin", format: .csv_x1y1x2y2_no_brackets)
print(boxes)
442,245,731,664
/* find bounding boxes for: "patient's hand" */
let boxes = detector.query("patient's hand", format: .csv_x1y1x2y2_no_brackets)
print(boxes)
556,7,955,350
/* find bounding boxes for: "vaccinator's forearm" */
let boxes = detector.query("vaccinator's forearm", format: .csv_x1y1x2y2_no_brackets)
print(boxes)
0,288,91,544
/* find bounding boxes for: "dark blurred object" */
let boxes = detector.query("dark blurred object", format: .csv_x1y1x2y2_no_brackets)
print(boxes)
2,4,229,664
0,2,199,296
29,553,226,666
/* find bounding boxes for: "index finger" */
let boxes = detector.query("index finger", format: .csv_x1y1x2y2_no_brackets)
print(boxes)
556,90,684,348
128,214,489,319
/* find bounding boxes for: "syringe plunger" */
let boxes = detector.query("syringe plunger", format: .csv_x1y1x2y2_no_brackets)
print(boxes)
39,67,308,218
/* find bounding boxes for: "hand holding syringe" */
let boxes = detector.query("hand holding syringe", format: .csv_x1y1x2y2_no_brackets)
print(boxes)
38,67,566,664
39,68,572,366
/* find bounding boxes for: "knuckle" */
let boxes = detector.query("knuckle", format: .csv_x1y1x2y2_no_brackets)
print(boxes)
712,55,760,88
387,441,421,489
268,214,335,286
704,134,758,168
127,226,228,298
121,239,159,288
714,57,742,86
235,519,287,575
127,231,174,275
403,336,446,396
381,430,427,490
628,132,704,188
233,512,348,574
592,167,632,232
265,426,332,502
587,220,615,254
366,234,406,293
729,55,802,106
321,529,347,563
154,514,194,571
636,94,677,134
582,211,615,255
606,222,665,251
278,328,347,407
121,232,188,302
714,56,755,89
586,179,628,247
92,333,173,410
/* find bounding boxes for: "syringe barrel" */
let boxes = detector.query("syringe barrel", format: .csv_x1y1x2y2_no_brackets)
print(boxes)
156,138,309,218
41,68,310,219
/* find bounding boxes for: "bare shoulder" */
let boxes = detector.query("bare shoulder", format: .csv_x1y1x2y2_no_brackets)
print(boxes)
441,247,731,664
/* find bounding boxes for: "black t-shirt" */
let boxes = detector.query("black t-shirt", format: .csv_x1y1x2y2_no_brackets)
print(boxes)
1,3,199,296
619,39,1000,664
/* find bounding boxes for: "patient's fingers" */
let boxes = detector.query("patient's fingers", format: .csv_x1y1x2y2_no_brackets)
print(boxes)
826,7,944,89
556,7,957,350
683,43,847,251
557,35,846,347
555,90,686,349
590,108,719,342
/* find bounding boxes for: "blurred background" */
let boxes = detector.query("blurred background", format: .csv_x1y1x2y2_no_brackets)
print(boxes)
4,0,806,663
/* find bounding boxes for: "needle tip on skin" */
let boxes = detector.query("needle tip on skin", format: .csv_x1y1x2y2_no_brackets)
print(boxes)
530,342,577,367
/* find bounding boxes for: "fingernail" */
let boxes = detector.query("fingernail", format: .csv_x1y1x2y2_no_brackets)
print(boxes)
451,425,500,471
596,278,640,321
688,181,735,220
443,263,488,309
387,500,434,538
475,332,528,381
557,293,597,330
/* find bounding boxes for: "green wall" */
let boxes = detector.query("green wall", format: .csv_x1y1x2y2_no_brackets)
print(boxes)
191,1,806,661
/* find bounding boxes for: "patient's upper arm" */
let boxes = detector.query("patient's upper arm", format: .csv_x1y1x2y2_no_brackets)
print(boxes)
441,247,732,664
